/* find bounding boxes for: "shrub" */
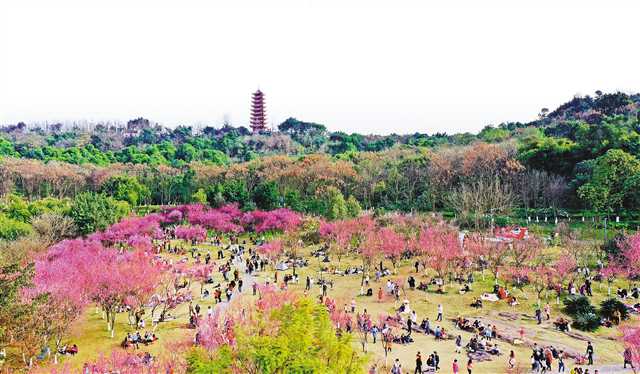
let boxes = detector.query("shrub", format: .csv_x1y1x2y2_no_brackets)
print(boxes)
0,213,33,241
600,298,628,321
572,311,600,331
563,295,596,316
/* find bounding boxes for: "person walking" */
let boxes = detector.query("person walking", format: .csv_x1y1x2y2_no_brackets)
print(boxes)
436,304,443,322
414,351,423,374
624,347,635,369
391,358,402,374
433,351,440,370
586,341,594,365
455,335,463,354
558,351,565,372
466,358,473,374
452,359,460,374
508,350,516,370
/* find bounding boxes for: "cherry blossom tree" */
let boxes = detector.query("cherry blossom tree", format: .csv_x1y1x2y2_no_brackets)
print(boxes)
466,235,510,283
188,264,215,295
529,265,554,306
241,208,302,233
551,255,578,303
174,225,207,243
33,239,164,339
418,227,462,286
195,308,237,351
127,234,153,252
378,227,405,273
257,240,284,265
620,324,640,370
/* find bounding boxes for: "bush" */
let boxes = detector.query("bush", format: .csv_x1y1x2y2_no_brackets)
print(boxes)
494,215,512,226
601,233,625,259
0,213,33,240
600,298,629,321
563,295,596,316
572,311,600,331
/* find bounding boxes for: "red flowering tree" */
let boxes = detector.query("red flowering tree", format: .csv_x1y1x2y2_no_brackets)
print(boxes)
551,254,578,303
241,208,302,233
257,240,284,264
188,264,215,295
127,234,153,252
418,227,462,287
620,324,640,369
195,309,238,351
91,214,163,245
620,233,640,279
378,227,405,273
529,265,554,307
174,225,207,243
466,235,510,283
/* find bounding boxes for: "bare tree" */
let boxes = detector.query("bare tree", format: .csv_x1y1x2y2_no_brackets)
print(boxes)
448,178,515,229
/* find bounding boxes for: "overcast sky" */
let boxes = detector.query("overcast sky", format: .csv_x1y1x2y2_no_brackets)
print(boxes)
1,0,639,135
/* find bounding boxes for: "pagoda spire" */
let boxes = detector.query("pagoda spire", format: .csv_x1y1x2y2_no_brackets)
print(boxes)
250,89,267,133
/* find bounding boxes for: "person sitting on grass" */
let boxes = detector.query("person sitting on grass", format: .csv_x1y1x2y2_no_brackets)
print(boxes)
470,298,483,308
459,283,471,294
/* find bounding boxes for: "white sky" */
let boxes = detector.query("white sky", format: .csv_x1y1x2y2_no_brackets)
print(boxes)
1,0,639,135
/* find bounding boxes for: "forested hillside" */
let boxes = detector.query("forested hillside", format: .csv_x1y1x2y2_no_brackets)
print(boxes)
1,91,639,240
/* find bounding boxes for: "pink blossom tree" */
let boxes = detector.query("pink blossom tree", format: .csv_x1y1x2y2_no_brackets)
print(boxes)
418,227,462,287
241,208,302,233
378,227,405,273
195,308,238,351
257,240,284,265
620,324,640,370
174,225,207,243
188,264,215,295
465,234,510,283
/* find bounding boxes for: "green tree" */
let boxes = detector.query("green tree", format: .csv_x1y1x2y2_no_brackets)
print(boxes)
192,188,208,204
577,149,640,213
187,298,364,374
253,181,281,210
223,180,250,208
100,175,150,206
323,187,348,220
69,192,130,235
345,195,362,218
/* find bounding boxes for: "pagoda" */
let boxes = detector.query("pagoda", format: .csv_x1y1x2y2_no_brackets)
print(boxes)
250,89,267,133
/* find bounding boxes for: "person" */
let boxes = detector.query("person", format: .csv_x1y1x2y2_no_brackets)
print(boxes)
544,303,551,320
391,358,402,374
455,335,463,353
306,276,311,291
508,350,516,369
586,341,594,365
433,351,440,370
467,358,473,374
368,363,378,374
371,325,379,343
415,351,423,374
436,304,443,321
195,304,201,315
452,359,460,374
535,308,542,324
407,316,413,335
351,299,357,313
378,287,383,302
558,351,565,372
624,347,634,369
